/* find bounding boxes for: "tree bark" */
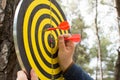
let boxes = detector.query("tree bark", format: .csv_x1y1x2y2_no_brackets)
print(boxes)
115,0,120,45
115,47,120,80
95,0,103,80
0,0,20,80
115,0,120,80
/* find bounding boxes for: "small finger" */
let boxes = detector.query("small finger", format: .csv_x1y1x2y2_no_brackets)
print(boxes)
30,69,39,80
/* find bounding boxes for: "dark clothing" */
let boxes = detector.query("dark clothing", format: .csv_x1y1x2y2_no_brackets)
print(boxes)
63,64,94,80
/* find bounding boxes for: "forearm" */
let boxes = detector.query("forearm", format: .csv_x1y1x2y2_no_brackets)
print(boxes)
63,63,93,80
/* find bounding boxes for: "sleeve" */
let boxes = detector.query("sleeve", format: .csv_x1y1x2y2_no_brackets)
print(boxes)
63,63,94,80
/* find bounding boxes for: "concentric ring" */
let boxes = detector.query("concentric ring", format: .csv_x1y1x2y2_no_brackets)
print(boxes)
14,0,70,79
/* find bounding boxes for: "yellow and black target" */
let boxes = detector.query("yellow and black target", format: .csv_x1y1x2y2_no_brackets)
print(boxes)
13,0,70,80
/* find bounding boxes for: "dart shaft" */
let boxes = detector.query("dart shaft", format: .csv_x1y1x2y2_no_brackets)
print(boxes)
47,27,59,31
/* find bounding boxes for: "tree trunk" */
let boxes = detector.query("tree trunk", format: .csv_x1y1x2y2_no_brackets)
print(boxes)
115,0,120,45
95,55,99,80
0,0,20,80
115,47,120,80
95,0,103,80
115,0,120,80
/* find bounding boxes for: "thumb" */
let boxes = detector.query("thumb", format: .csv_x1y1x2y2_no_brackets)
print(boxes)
17,70,28,80
30,69,38,80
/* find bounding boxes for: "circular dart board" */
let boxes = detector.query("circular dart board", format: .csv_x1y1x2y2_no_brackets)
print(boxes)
13,0,70,80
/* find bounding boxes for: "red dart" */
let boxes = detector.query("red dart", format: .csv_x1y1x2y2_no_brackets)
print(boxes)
47,21,70,31
64,34,81,42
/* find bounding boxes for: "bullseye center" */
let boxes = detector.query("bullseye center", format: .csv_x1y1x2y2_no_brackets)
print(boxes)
48,34,55,48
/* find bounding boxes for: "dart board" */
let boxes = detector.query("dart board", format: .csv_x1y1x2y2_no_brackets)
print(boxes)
13,0,70,80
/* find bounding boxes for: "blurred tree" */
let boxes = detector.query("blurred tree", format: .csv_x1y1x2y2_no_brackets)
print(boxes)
57,0,118,80
100,37,111,60
71,16,93,75
71,17,87,62
101,37,114,80
115,0,120,80
0,0,20,80
90,37,115,80
95,0,103,80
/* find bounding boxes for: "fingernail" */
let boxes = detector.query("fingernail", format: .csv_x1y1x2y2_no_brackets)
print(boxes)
17,71,24,78
59,35,64,40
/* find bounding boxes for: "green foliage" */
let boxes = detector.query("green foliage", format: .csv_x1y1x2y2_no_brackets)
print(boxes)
74,44,90,64
103,77,114,80
74,44,94,74
71,17,88,63
100,37,112,60
71,17,87,39
90,45,98,58
100,0,105,5
89,36,116,78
